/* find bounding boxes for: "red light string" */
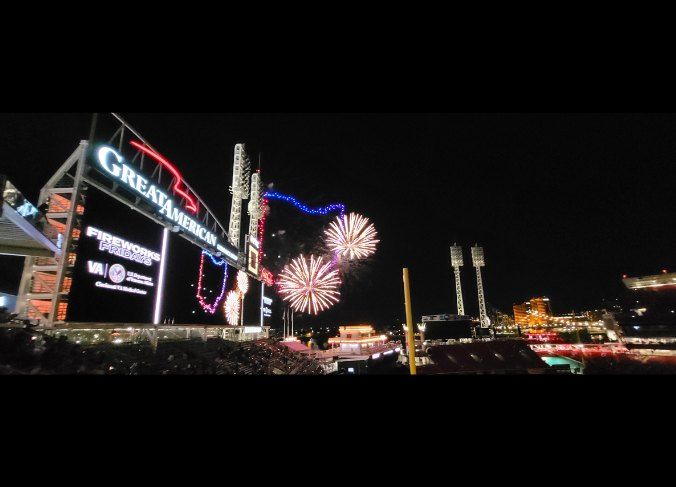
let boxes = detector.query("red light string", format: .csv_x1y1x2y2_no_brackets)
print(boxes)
129,140,199,214
196,250,229,314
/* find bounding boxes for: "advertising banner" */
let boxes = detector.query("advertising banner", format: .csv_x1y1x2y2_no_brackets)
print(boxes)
67,187,164,323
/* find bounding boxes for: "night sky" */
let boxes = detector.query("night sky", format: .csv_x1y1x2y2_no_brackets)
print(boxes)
1,113,674,329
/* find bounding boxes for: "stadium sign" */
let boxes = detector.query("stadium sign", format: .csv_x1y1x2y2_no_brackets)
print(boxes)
262,295,273,318
95,146,236,261
80,224,161,298
86,226,160,266
246,234,260,277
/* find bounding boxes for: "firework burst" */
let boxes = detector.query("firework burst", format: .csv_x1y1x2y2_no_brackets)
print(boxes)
325,212,379,260
277,254,341,315
224,290,241,326
237,270,249,295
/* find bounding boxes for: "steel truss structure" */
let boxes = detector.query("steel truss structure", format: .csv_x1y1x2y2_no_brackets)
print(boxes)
16,141,88,325
228,143,251,249
471,245,489,328
16,113,249,328
450,244,465,316
92,113,237,263
247,171,262,238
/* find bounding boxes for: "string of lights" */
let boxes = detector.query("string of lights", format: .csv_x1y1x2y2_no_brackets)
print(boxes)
258,191,346,280
263,191,345,217
196,250,229,314
258,197,269,268
256,191,378,318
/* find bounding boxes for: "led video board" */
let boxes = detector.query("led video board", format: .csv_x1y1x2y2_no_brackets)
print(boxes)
67,187,164,323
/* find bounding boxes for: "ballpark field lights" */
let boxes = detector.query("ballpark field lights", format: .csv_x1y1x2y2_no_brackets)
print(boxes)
450,244,465,316
471,245,489,328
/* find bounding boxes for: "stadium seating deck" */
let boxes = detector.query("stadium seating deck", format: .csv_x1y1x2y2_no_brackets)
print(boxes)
421,339,549,374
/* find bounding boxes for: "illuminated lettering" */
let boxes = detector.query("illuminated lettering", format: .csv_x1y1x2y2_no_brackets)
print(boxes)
85,226,160,266
120,164,136,188
160,198,173,217
145,185,159,204
135,175,148,193
87,261,104,276
93,146,235,256
157,190,167,207
97,147,122,177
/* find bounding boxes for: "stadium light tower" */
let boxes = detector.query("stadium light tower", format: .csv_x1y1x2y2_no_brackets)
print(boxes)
471,244,489,328
228,144,251,249
450,244,465,316
248,171,262,238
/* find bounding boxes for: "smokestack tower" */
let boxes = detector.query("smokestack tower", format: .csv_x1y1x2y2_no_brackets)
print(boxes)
471,244,488,328
450,244,465,316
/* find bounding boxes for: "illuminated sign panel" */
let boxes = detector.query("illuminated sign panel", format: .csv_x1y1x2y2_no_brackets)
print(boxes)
85,226,160,266
259,293,272,328
246,235,260,277
67,187,164,323
92,146,238,263
81,226,161,296
97,147,217,246
262,295,272,317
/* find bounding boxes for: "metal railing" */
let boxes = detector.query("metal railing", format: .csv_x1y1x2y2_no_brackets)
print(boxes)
2,179,61,247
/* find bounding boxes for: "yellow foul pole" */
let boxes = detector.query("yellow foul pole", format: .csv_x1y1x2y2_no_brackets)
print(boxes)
403,268,417,375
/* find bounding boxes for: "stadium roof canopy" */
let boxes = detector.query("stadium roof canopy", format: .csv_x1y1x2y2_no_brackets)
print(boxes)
1,178,60,257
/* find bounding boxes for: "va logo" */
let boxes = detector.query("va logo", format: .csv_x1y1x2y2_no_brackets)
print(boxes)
87,260,105,276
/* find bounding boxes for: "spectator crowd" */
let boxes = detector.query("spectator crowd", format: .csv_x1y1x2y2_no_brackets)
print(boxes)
0,327,325,375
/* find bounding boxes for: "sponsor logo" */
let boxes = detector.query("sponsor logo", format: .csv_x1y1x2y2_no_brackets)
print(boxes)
108,264,126,284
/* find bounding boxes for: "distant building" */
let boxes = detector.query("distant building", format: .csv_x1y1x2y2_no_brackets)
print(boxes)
513,296,607,338
513,297,552,327
531,297,553,320
513,302,530,326
615,271,676,341
623,271,676,291
328,325,389,355
314,325,401,374
494,310,515,329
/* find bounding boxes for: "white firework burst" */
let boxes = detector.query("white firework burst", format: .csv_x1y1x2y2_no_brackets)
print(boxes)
237,270,249,295
224,290,241,326
325,212,379,260
277,254,341,315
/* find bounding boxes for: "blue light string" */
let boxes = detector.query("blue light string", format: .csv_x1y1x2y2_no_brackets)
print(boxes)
263,191,345,217
204,250,226,266
197,250,229,314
